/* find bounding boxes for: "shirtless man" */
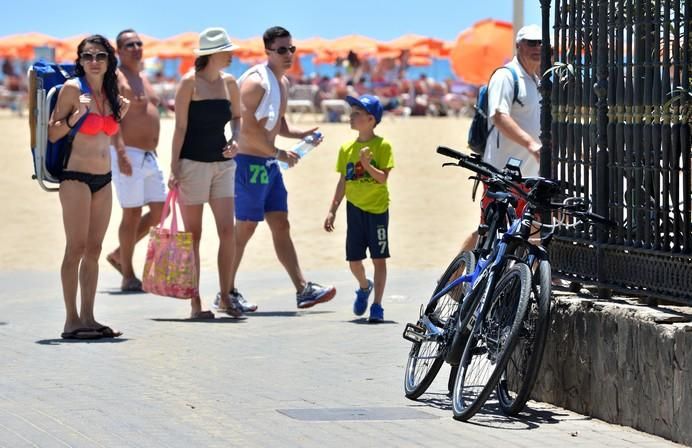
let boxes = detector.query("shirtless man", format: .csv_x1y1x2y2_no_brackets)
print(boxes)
221,26,336,311
107,29,166,291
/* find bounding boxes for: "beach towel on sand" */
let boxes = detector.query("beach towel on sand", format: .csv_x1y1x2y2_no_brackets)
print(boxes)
238,63,281,131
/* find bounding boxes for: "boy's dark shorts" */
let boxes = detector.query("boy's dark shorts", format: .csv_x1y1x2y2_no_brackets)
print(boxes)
346,201,390,261
235,154,288,222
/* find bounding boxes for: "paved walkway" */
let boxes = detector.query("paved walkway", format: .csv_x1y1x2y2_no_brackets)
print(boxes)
0,270,680,447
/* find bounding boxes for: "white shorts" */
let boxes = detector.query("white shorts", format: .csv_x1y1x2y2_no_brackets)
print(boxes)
110,146,167,208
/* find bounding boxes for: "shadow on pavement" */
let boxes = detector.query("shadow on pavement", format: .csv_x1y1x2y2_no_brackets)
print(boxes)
100,289,147,296
36,338,129,345
0,322,6,326
251,310,335,317
151,317,247,323
415,393,452,412
413,393,570,430
466,401,572,430
348,318,399,325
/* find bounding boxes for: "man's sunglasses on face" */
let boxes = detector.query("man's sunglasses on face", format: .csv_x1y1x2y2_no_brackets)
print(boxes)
524,40,542,47
124,41,143,50
267,45,297,55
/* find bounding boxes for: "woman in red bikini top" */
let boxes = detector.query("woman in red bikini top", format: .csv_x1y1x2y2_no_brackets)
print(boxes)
47,34,130,340
79,107,120,136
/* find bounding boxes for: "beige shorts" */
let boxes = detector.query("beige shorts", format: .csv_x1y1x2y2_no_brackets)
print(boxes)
177,159,236,205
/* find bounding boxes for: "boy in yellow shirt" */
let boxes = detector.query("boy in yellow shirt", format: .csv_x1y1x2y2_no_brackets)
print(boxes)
324,95,394,322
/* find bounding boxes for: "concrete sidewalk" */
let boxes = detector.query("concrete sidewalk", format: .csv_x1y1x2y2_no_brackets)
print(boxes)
0,269,680,447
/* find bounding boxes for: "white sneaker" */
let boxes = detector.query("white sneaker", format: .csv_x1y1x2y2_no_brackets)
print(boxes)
214,288,258,312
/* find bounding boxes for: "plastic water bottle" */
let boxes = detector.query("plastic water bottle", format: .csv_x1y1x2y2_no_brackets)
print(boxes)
277,131,323,170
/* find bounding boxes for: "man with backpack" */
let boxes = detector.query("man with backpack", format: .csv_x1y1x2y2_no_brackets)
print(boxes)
461,24,543,252
106,29,167,292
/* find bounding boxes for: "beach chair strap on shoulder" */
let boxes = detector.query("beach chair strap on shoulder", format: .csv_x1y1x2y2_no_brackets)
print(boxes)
66,77,91,136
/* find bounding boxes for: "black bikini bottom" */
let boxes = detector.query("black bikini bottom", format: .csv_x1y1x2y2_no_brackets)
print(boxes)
59,171,112,194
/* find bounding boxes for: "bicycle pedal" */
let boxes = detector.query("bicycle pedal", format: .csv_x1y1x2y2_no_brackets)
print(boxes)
403,323,426,343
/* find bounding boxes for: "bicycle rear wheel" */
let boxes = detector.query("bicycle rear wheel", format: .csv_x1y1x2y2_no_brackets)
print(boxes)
497,259,551,415
404,251,475,400
451,263,532,421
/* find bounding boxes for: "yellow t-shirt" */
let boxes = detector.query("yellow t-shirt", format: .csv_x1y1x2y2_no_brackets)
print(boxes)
336,136,394,214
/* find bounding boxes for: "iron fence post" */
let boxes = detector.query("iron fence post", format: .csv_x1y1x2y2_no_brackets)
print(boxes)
595,0,612,299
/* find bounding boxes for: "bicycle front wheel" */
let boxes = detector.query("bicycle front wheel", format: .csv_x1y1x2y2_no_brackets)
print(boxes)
451,263,532,421
404,251,475,399
497,259,551,415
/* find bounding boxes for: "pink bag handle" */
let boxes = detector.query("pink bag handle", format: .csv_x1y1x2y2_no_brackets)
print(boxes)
159,188,181,233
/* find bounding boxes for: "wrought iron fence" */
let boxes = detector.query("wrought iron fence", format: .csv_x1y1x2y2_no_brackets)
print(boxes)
539,0,692,304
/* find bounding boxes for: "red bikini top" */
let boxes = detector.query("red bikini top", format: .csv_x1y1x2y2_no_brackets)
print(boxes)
79,113,119,136
77,85,119,136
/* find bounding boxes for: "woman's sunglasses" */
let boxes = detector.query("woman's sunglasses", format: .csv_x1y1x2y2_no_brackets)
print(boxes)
124,41,143,50
266,45,297,55
524,40,542,47
80,52,109,63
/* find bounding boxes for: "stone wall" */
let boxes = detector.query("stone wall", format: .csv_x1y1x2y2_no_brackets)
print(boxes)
532,295,692,445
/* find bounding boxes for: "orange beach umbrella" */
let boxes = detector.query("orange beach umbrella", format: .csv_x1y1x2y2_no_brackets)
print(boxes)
450,19,514,85
314,34,379,63
0,32,62,59
294,36,330,55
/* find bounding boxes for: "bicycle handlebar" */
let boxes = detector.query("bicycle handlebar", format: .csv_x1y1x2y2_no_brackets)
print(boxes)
436,146,526,196
436,146,616,228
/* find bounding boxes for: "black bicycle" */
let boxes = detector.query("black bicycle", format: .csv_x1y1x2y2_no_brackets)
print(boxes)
433,146,614,420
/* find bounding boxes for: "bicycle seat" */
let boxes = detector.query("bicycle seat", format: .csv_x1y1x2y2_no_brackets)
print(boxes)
524,177,561,206
485,190,515,202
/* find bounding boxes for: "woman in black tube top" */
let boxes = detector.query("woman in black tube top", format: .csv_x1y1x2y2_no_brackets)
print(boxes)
169,27,244,319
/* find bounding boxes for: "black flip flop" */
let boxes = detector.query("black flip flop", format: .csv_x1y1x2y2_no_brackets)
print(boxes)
61,328,102,340
190,310,215,320
96,326,123,338
121,278,144,293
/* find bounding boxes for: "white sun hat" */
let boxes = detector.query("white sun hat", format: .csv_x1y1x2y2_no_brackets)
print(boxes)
194,27,240,56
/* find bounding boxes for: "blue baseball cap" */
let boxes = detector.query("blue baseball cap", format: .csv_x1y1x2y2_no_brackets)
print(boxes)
345,94,383,124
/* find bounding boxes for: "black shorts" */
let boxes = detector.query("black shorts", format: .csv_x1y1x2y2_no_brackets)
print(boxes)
346,202,390,261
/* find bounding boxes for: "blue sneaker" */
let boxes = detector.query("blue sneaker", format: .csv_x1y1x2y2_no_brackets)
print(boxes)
369,303,384,323
353,279,373,316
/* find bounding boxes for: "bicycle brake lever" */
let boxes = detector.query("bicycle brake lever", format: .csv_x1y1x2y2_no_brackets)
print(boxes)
442,162,458,168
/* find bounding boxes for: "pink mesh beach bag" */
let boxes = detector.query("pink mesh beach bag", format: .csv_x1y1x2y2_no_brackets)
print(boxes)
142,188,197,299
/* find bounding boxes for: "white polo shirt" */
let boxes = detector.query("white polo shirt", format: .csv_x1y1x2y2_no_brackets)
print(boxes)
483,57,541,177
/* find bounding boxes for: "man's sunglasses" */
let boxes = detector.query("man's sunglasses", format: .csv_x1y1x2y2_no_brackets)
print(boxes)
266,45,297,55
124,41,143,50
524,40,542,47
80,52,109,63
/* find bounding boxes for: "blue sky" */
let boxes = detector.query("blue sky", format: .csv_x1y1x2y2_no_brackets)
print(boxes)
4,0,543,41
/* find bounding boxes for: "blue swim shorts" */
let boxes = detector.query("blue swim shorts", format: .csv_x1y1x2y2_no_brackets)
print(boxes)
234,154,288,222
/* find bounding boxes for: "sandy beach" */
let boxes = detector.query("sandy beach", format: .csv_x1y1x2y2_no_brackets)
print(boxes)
1,110,479,276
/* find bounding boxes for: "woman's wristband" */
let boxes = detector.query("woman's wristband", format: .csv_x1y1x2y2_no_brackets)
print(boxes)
65,115,75,129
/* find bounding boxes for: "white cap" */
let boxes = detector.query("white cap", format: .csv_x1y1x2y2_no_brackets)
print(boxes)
515,24,542,43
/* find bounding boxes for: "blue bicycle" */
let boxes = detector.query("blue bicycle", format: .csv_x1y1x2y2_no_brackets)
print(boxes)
403,149,533,404
404,146,613,421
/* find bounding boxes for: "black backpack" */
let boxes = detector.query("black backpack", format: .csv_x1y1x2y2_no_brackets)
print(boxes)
467,66,522,155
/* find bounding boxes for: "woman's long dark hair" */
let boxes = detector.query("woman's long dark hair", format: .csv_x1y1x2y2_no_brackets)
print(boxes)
195,55,210,72
74,34,121,120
